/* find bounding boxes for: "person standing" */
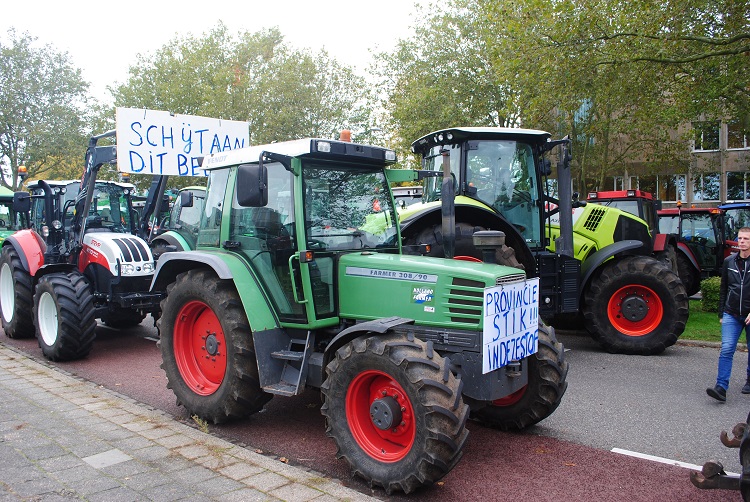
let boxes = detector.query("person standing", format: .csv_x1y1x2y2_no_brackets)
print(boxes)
707,226,750,402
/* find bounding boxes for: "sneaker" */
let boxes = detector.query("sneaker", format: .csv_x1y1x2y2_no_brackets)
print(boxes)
707,386,727,402
742,382,750,395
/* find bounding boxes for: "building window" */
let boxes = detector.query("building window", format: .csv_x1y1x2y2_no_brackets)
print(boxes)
728,121,750,149
613,176,624,190
636,175,658,195
727,172,750,201
661,174,687,202
692,172,720,201
693,121,720,151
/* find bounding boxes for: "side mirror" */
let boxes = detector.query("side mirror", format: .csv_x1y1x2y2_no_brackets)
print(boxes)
179,190,194,208
236,163,268,207
12,191,30,213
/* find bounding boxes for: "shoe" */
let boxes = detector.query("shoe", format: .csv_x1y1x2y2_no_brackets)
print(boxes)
707,386,727,402
742,382,750,394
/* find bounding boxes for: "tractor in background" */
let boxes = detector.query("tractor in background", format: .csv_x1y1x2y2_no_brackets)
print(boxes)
393,127,688,355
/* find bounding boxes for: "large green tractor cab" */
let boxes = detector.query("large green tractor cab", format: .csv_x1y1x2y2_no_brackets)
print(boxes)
397,127,688,355
150,136,568,493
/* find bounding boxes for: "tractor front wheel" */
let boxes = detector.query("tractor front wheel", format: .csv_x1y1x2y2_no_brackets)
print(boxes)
33,272,96,361
157,269,271,424
583,255,688,355
321,333,469,494
0,246,35,339
470,322,568,430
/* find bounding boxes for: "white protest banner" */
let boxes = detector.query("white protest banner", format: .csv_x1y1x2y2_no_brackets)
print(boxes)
482,278,540,374
116,108,249,176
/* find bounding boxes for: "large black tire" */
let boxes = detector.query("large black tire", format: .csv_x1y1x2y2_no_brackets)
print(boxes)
101,309,147,329
655,245,678,276
157,269,272,424
33,272,97,361
470,322,568,430
0,246,35,339
407,222,523,269
676,252,701,297
321,333,469,494
583,255,688,355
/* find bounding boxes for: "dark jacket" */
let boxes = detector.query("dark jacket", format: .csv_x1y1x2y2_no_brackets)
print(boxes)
718,252,750,319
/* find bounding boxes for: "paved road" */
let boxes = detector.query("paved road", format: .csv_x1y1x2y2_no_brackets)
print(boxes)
2,321,745,500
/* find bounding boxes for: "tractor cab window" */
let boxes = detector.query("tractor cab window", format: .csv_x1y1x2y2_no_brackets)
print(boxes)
681,212,719,269
87,183,132,233
229,162,303,320
422,144,460,203
301,162,399,252
169,189,205,250
198,168,230,247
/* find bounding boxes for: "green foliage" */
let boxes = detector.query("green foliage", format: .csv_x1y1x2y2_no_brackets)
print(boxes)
700,276,722,313
0,29,90,189
683,299,721,342
110,23,373,146
376,0,749,184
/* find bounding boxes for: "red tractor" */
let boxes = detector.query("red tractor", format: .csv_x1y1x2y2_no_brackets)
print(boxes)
658,205,738,296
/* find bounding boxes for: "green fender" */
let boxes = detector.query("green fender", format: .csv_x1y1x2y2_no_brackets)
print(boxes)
151,250,279,331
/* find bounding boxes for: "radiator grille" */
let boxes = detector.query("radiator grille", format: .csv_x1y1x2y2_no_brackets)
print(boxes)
583,207,606,232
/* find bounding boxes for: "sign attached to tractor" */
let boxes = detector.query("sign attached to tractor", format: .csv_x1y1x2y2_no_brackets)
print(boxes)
482,278,540,373
116,108,249,177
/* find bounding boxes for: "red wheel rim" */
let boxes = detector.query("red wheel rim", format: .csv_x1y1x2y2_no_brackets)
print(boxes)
173,300,227,395
492,385,527,406
607,284,663,336
346,370,415,462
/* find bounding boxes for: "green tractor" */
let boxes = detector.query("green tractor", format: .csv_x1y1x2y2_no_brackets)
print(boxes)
396,127,688,355
150,137,568,493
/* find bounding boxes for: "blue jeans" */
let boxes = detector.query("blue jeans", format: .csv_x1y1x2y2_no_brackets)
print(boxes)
716,312,750,390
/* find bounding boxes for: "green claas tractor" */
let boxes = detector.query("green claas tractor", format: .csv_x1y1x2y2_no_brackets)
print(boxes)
394,127,688,355
150,137,568,493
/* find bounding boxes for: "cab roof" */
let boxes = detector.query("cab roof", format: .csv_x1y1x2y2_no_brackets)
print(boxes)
201,138,397,171
411,127,552,154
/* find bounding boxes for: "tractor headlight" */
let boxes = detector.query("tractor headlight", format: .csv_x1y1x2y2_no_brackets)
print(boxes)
51,220,62,230
121,263,135,275
142,262,154,274
41,225,49,238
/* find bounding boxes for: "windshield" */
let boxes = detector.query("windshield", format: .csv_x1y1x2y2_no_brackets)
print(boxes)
302,162,398,251
422,140,542,247
723,208,750,240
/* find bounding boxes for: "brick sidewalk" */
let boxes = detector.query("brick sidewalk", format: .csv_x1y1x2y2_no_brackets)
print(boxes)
0,342,375,501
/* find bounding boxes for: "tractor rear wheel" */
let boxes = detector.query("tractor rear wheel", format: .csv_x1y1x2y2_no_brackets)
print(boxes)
676,252,701,297
321,333,469,494
0,246,35,339
583,255,688,355
470,322,568,430
157,269,272,424
33,272,97,361
407,222,523,268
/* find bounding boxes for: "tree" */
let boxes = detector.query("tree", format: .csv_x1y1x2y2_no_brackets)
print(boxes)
111,23,370,146
0,29,89,189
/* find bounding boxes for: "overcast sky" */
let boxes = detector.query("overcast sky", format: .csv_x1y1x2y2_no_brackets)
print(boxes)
1,1,420,103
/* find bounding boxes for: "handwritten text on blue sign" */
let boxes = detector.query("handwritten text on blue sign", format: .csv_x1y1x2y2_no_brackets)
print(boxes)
482,278,540,374
115,108,249,176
